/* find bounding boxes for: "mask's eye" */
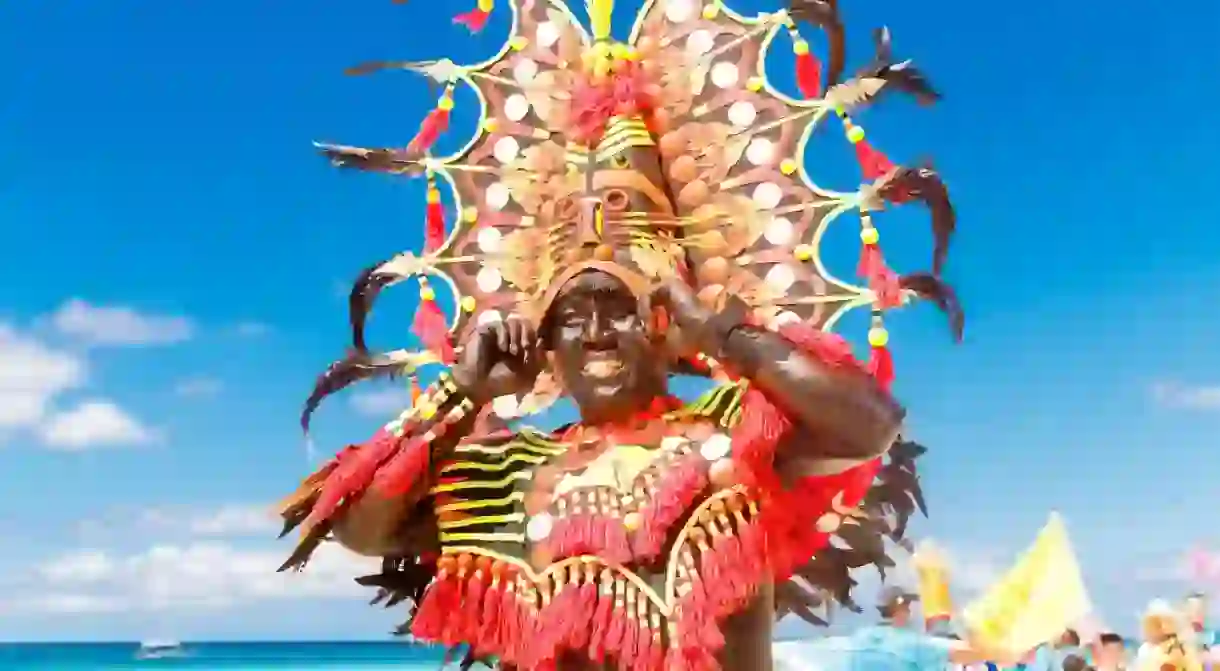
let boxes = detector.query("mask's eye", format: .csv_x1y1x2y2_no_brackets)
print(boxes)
609,154,630,169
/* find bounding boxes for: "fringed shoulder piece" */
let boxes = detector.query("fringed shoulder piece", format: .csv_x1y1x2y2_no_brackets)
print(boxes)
277,372,481,572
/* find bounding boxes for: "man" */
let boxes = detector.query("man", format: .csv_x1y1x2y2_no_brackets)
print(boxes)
274,0,967,668
839,586,1013,671
1093,632,1128,671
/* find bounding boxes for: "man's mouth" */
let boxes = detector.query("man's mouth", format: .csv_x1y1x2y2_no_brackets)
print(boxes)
582,352,623,378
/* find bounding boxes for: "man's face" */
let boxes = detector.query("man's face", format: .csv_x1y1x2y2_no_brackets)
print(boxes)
545,271,665,420
1097,642,1125,667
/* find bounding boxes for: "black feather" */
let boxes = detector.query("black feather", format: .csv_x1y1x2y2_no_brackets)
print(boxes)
881,166,956,275
859,27,940,105
300,349,417,434
899,272,964,341
349,259,402,351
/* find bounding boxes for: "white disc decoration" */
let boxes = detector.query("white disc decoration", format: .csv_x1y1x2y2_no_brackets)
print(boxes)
751,182,783,209
513,59,539,84
763,216,793,244
686,29,714,56
711,61,739,88
764,264,796,291
536,22,561,48
746,138,774,166
504,94,531,121
484,182,511,210
476,310,503,326
526,512,554,541
476,225,503,252
476,267,503,292
493,136,520,164
699,433,732,461
728,101,757,128
665,0,695,23
492,393,520,418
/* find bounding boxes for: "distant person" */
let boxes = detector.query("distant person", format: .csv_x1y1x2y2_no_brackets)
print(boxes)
1136,599,1202,671
1094,632,1128,671
1062,653,1093,671
1185,593,1219,661
841,586,1019,671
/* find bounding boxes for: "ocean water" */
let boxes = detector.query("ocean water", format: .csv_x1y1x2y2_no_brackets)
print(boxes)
0,641,452,670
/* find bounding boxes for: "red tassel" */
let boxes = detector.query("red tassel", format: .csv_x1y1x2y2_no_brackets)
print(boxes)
795,52,823,98
424,187,445,252
407,107,450,154
869,345,894,391
411,294,452,361
453,8,490,32
854,139,897,181
857,242,884,281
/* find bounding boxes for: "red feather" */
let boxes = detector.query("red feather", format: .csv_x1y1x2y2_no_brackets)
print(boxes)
795,52,823,98
854,139,896,181
453,9,490,32
407,108,450,154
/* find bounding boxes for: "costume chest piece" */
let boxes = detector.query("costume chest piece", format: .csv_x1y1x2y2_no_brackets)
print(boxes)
521,423,740,568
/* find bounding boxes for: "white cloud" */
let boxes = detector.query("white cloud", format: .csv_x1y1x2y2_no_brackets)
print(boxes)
38,550,115,584
349,387,414,416
0,325,86,429
17,541,378,614
1152,381,1220,410
50,299,193,347
37,400,155,450
230,321,270,337
173,376,223,397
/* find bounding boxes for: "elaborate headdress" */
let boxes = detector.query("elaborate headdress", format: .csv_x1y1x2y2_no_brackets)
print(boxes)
304,0,963,428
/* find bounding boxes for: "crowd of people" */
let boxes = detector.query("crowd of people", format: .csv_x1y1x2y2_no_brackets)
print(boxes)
841,589,1219,671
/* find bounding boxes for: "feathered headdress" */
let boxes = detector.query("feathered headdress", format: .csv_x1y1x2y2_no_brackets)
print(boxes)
306,0,964,425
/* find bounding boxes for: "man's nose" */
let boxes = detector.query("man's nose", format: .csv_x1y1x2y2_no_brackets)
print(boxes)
581,313,612,342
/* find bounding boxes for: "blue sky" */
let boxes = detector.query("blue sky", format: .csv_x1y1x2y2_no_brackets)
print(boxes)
1,0,1218,642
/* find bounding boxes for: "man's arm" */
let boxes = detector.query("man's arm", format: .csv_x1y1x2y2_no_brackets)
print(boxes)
656,281,903,461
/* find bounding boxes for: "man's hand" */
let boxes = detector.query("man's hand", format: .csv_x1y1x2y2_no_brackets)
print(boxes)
451,315,541,404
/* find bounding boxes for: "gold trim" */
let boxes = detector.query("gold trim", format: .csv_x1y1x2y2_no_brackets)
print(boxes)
440,452,547,473
437,512,525,529
441,547,672,615
440,531,525,543
664,486,753,602
435,491,525,512
430,471,531,493
454,441,564,456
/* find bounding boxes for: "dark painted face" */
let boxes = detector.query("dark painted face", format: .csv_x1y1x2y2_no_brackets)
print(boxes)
544,270,666,423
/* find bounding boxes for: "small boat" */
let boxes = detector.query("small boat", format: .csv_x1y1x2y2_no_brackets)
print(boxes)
135,639,186,660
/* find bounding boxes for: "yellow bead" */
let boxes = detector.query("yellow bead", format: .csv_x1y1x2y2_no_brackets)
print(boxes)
860,227,879,245
420,287,436,301
746,77,763,92
793,40,809,56
779,158,798,175
868,327,888,348
610,43,627,59
622,512,641,531
624,47,639,61
437,96,454,112
426,188,440,203
481,118,498,132
460,296,476,312
509,36,528,51
847,126,865,143
702,3,719,18
462,207,478,222
793,244,814,261
418,403,438,420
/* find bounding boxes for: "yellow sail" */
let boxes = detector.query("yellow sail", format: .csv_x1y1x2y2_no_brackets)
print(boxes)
914,540,954,621
963,513,1091,654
